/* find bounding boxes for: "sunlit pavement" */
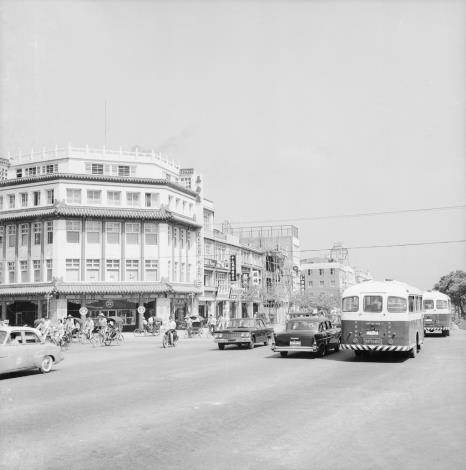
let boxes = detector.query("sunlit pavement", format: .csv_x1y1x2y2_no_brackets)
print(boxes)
1,330,465,470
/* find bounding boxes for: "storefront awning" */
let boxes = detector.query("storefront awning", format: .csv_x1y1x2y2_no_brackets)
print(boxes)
55,282,174,295
0,284,55,297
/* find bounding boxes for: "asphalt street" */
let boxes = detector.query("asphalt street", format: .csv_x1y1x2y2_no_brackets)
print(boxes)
1,330,465,470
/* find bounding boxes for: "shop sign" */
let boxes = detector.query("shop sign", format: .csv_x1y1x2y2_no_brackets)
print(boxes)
241,273,250,288
196,231,202,288
217,284,231,300
79,307,88,316
105,299,114,308
230,287,245,300
229,255,237,281
137,306,146,314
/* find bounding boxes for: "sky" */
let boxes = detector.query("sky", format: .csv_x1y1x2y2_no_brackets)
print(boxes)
0,0,465,290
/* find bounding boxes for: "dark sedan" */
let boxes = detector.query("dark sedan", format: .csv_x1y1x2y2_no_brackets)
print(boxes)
272,317,341,357
214,318,274,350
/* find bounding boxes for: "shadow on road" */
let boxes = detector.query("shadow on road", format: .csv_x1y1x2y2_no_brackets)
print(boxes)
0,368,59,380
265,350,409,363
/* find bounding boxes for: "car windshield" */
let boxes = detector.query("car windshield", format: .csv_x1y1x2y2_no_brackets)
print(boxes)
286,321,319,331
226,319,255,328
0,331,7,344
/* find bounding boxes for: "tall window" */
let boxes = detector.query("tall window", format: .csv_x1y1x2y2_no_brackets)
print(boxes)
118,165,130,176
145,193,159,207
126,260,139,281
180,263,185,282
173,228,178,248
319,269,324,276
174,262,179,282
86,259,100,281
126,223,140,244
106,222,120,244
87,190,102,204
65,259,80,281
8,261,15,283
33,191,41,206
46,221,53,244
32,223,41,245
187,264,192,282
187,231,191,249
33,260,41,282
46,189,54,205
66,189,81,204
167,260,171,281
180,229,185,249
144,223,158,245
126,192,140,207
8,194,15,209
0,226,4,247
20,224,29,246
330,268,335,275
144,260,158,281
91,163,104,175
107,191,121,206
7,225,16,247
46,259,53,281
20,193,28,207
66,220,81,243
86,221,101,244
20,260,29,282
106,259,120,281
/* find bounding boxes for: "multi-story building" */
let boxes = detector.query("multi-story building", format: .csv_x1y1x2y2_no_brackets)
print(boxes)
231,225,301,324
0,146,204,330
300,242,372,306
201,216,264,322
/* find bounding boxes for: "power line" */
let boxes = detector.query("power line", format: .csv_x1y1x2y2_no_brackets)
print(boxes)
297,239,466,253
215,204,466,226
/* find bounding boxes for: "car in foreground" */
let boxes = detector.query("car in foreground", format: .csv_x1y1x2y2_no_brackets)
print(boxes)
214,318,274,350
0,326,64,374
272,317,341,357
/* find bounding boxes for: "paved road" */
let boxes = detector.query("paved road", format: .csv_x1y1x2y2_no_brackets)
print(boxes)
1,330,465,470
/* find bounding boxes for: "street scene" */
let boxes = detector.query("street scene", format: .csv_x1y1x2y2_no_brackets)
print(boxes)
1,0,465,469
2,330,466,470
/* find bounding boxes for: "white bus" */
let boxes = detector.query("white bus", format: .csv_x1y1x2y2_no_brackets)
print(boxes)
340,280,424,358
423,290,452,336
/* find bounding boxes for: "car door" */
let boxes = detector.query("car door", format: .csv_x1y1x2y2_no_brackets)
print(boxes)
2,330,26,372
255,320,264,342
316,322,327,346
23,330,44,367
326,321,338,349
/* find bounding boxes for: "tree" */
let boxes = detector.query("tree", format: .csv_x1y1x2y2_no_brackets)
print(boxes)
289,291,316,312
314,292,341,314
434,270,466,317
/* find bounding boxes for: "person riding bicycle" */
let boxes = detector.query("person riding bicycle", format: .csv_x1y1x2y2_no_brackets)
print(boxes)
107,319,117,340
142,316,148,332
83,316,95,338
165,316,178,345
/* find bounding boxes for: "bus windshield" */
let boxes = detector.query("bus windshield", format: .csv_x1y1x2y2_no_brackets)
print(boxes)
436,300,449,310
363,296,383,313
342,296,359,312
387,296,407,313
423,300,434,310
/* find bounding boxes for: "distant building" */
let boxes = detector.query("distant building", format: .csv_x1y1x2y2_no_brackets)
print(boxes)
231,225,301,324
300,242,372,306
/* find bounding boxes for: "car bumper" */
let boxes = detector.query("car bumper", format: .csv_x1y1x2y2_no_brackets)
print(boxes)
272,345,318,353
215,338,250,344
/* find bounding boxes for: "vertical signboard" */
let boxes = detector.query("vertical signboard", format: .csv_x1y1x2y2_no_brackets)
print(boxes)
229,254,237,282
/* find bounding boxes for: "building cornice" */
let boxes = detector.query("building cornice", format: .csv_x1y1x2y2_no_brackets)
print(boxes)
0,173,198,198
0,202,202,228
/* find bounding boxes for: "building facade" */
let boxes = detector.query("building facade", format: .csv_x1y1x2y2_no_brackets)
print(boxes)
0,146,204,330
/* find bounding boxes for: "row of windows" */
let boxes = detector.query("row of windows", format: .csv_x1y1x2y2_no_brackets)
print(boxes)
308,280,336,288
65,221,161,245
84,163,136,177
16,164,58,178
0,190,54,210
0,222,53,247
342,295,423,313
1,259,53,283
65,189,162,207
306,268,336,276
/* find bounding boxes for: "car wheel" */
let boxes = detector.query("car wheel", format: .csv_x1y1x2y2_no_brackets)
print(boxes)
317,343,326,357
280,351,288,358
162,335,168,348
248,337,255,349
218,343,225,350
39,356,53,373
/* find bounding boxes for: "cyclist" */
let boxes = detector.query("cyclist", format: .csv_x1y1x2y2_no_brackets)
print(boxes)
142,315,148,332
186,316,193,338
165,316,178,346
148,315,154,332
83,316,94,339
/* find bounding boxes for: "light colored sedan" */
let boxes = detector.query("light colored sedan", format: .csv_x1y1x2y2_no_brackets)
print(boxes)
0,326,64,374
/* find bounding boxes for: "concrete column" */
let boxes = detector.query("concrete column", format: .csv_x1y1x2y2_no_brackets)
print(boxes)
190,296,199,316
50,297,67,323
247,302,254,318
223,301,230,321
137,296,145,328
156,297,171,325
37,300,43,319
80,297,87,322
1,301,7,321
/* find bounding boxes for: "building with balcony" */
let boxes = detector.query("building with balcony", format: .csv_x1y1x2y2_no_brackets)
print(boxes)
0,146,204,330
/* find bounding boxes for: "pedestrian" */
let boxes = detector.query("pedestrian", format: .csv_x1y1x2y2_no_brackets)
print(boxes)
217,313,224,330
186,316,193,338
142,315,148,332
148,314,154,332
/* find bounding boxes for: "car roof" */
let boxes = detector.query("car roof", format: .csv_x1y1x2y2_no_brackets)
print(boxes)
0,326,41,333
288,316,328,322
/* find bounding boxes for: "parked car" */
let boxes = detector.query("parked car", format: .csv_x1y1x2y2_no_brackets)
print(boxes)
0,326,64,374
214,318,274,350
272,316,341,357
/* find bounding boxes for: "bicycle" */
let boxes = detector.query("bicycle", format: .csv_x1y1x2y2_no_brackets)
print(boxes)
162,329,178,348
